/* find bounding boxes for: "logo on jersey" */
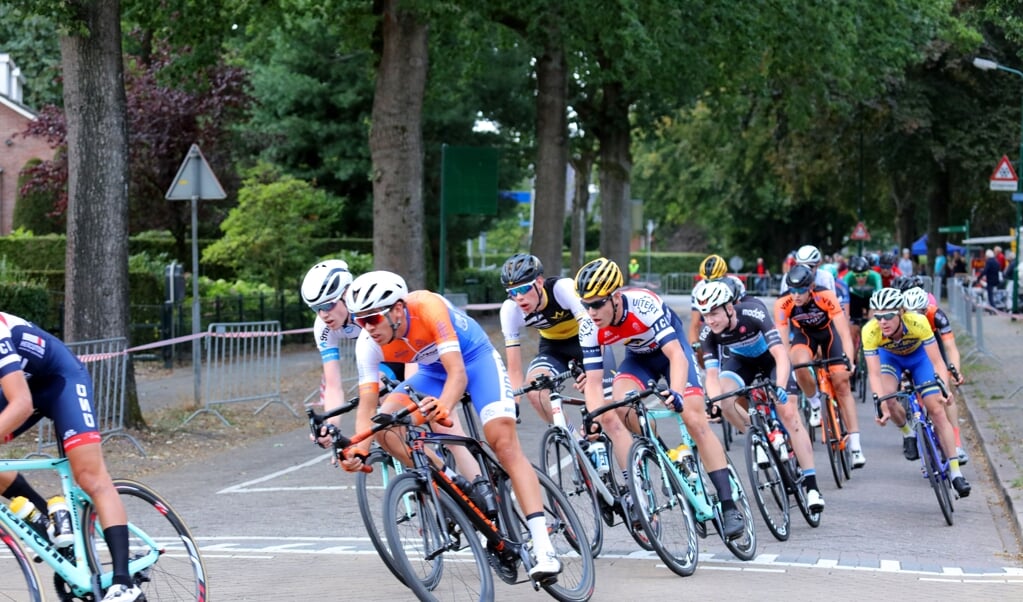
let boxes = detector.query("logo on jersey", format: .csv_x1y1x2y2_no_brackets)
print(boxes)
19,333,45,357
741,307,765,322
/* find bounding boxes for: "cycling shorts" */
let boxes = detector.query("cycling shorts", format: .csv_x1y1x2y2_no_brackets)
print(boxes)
877,348,943,398
848,295,871,326
790,324,848,373
614,350,703,399
7,366,101,451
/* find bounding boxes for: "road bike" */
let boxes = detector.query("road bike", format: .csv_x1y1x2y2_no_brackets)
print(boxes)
584,384,699,577
792,356,853,488
709,377,820,542
331,386,595,602
522,367,658,559
875,374,957,526
0,446,207,601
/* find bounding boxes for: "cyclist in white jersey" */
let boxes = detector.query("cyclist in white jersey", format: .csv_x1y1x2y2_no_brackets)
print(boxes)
779,245,836,294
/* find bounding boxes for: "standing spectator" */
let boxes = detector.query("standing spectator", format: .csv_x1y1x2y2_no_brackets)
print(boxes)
934,248,947,281
951,250,968,277
782,251,796,275
983,249,1003,308
753,257,770,295
898,248,915,277
970,250,986,278
629,257,640,281
995,246,1007,271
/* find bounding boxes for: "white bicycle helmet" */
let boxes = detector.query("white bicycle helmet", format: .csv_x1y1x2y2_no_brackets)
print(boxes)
795,245,822,267
870,287,904,311
346,270,409,313
692,280,734,315
902,287,929,312
301,260,352,308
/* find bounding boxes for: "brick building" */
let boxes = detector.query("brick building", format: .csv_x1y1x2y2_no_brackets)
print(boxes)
0,53,55,235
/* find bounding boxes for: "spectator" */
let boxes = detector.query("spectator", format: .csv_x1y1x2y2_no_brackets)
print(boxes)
934,248,947,281
995,246,1007,271
951,250,968,277
753,257,770,295
629,257,640,281
983,249,1003,308
782,251,796,275
898,248,915,276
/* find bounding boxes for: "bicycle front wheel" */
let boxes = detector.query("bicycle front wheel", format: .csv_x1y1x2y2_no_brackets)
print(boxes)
744,431,790,541
626,440,698,577
0,523,42,602
920,425,955,526
721,462,757,561
539,427,603,558
356,449,407,584
82,479,208,602
383,473,492,601
823,396,845,489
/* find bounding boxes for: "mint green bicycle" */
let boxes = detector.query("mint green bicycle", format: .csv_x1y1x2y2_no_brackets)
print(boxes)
0,453,207,601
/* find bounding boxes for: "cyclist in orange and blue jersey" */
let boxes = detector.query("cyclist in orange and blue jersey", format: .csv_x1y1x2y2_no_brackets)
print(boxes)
575,258,746,539
0,313,143,601
341,271,562,579
862,288,970,497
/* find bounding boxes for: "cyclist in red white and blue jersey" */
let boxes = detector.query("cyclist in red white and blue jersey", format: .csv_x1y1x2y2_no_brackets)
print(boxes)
0,313,143,601
575,258,745,539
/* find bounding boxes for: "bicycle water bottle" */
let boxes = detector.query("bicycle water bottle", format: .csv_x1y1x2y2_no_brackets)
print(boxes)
669,443,699,484
471,477,500,519
589,440,610,475
10,496,49,540
768,427,788,461
47,496,74,549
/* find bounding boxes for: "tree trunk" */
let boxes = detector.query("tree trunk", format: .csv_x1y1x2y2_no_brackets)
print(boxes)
569,153,594,274
60,0,142,427
597,80,632,270
926,168,951,277
531,34,568,278
369,0,428,289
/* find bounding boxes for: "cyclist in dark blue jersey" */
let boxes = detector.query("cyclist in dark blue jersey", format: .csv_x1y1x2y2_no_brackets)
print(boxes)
0,313,142,601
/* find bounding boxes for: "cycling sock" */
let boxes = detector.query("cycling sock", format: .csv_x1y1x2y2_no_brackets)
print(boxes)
526,513,555,555
949,458,960,472
102,524,134,587
2,474,48,513
849,432,861,450
802,472,818,492
900,424,914,437
807,394,821,409
708,468,733,502
720,498,737,513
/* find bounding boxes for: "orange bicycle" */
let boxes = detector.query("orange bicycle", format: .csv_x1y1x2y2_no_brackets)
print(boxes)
793,356,852,488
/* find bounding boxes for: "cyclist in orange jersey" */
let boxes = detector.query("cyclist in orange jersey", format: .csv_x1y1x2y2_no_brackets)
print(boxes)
340,271,562,579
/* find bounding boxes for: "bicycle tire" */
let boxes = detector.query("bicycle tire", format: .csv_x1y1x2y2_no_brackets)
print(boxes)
539,427,603,558
744,431,790,541
383,473,493,601
356,449,408,585
498,468,597,602
721,463,757,561
783,457,821,529
0,522,42,602
920,425,955,526
822,395,844,489
82,479,208,602
837,405,853,481
626,440,698,577
720,419,734,452
799,394,816,447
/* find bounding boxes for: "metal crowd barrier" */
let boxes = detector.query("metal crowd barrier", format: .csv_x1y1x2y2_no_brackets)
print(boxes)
32,337,144,457
183,321,290,425
944,277,991,362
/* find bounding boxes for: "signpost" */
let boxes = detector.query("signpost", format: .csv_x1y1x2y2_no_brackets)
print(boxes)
165,144,227,405
989,154,1023,313
850,221,870,256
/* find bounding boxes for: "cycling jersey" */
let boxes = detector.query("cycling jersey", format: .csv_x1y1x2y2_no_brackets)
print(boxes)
779,268,836,294
922,304,953,337
579,288,699,392
353,291,514,423
500,277,584,344
699,300,784,385
0,312,99,450
861,311,935,357
313,315,360,363
844,270,882,299
774,288,844,333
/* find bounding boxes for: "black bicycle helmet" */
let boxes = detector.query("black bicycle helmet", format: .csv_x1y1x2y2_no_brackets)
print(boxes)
500,254,544,287
785,264,815,290
849,256,870,273
879,252,896,269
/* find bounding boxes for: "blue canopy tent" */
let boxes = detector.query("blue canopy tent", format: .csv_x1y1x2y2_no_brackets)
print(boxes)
910,234,966,256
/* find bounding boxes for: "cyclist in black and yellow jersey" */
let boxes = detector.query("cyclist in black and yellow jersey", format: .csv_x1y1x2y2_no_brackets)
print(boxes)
862,288,970,497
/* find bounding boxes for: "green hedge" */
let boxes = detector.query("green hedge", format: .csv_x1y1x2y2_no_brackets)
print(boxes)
0,282,51,325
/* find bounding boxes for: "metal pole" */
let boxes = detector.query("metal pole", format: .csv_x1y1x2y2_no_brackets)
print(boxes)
191,148,202,405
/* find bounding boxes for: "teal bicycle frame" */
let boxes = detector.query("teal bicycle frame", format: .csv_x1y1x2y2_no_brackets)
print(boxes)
0,456,162,598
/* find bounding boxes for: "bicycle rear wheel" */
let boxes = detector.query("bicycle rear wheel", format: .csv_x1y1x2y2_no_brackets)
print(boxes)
0,523,42,602
539,427,603,558
357,448,407,584
82,479,208,602
626,440,698,577
920,425,954,526
782,457,821,529
744,431,790,541
721,462,757,561
383,473,493,601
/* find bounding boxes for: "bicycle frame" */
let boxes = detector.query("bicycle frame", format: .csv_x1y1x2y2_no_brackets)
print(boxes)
647,408,717,523
542,379,615,510
0,456,161,598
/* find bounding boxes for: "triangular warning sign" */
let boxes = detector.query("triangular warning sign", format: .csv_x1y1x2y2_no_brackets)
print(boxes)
850,221,870,241
992,155,1019,181
165,144,227,201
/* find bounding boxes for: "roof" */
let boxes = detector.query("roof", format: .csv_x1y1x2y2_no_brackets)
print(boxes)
0,93,36,120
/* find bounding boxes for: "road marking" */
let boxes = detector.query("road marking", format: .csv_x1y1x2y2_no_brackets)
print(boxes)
217,454,331,494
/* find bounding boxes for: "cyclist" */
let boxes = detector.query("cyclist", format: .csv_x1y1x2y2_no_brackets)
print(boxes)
574,257,746,539
693,280,826,513
498,253,608,424
902,286,969,464
862,288,970,497
688,254,756,367
0,313,142,601
873,252,902,288
778,245,836,294
775,266,865,468
340,271,562,579
843,255,882,350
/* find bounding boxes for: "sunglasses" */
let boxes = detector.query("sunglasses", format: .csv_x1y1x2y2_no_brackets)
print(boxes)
353,307,391,328
580,297,610,310
506,280,536,298
310,300,339,314
789,286,810,295
874,311,900,321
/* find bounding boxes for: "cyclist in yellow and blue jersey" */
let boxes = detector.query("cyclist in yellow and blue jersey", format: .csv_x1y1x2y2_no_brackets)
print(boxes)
862,288,970,497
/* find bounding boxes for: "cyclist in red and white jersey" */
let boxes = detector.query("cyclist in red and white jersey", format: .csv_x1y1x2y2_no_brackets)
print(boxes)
575,258,746,539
